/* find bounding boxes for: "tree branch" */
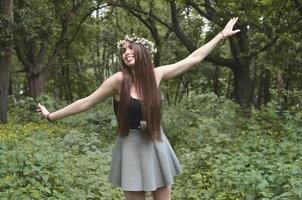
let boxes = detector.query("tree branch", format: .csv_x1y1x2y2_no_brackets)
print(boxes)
170,0,196,52
170,0,234,68
106,0,173,31
43,10,74,75
14,38,32,69
185,0,213,22
36,41,48,65
69,5,109,45
292,0,302,16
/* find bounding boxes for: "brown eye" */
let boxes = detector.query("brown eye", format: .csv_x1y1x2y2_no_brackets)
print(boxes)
122,48,127,53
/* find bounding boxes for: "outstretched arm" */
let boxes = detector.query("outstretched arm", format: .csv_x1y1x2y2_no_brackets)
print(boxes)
155,17,240,81
37,72,122,121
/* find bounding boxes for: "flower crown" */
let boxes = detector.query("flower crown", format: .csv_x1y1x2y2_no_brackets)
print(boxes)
117,34,157,54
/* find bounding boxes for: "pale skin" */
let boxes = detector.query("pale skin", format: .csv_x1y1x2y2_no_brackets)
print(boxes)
37,17,240,200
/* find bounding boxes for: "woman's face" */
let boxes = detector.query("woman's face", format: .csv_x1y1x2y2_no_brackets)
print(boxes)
122,42,135,67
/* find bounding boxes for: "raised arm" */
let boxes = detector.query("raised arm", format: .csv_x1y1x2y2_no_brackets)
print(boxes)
155,17,240,81
37,72,122,121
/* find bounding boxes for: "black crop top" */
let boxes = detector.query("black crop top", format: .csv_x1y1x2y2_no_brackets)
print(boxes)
113,97,144,129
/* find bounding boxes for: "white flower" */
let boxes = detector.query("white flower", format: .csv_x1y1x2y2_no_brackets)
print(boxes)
117,34,157,54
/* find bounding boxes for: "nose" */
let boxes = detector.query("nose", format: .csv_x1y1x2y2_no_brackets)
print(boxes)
125,47,131,55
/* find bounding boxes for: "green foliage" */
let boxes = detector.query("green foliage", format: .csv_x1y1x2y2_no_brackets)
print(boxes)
14,0,57,41
1,106,121,199
0,15,14,52
0,129,122,199
8,95,66,123
2,2,302,198
162,94,302,200
1,94,302,199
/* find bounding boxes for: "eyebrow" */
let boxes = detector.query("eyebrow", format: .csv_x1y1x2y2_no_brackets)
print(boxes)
122,45,131,51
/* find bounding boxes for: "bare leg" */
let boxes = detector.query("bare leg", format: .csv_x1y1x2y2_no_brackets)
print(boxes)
152,186,171,200
124,191,146,200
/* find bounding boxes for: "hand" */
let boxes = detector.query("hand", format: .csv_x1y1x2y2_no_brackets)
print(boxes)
221,17,240,38
36,103,50,119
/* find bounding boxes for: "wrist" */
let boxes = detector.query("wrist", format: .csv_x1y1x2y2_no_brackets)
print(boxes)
219,31,227,40
46,113,53,122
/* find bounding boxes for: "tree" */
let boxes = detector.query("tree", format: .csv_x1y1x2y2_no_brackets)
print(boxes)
13,0,97,98
170,0,301,107
104,0,302,107
0,0,14,123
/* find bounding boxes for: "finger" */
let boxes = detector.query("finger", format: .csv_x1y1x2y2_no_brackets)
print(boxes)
233,29,241,33
227,18,234,25
230,18,237,26
229,17,237,24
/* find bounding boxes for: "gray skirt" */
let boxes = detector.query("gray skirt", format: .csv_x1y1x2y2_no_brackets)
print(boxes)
108,128,181,191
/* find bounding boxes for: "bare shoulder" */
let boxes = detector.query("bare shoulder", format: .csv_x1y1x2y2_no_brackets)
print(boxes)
97,71,123,94
109,71,123,98
104,71,123,86
113,71,123,83
107,71,122,80
154,67,164,85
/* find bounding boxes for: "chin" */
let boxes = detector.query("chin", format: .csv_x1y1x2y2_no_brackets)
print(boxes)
125,62,135,68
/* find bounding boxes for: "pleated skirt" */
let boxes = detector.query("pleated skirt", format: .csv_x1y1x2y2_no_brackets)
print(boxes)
108,128,181,192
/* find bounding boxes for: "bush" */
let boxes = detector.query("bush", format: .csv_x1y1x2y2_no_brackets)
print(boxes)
1,99,122,199
162,94,302,200
1,93,302,199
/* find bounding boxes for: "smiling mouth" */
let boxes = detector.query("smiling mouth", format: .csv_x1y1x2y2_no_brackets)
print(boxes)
126,56,134,61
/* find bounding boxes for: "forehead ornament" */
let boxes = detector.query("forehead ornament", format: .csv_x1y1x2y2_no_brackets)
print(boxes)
117,34,157,54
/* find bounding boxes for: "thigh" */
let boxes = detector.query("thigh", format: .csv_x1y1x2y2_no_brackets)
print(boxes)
124,191,145,200
152,185,171,200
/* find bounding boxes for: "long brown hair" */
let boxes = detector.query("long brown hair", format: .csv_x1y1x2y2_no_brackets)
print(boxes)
117,42,161,141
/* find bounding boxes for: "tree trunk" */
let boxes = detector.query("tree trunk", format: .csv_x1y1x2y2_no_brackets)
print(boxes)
27,71,46,98
65,65,73,101
13,3,81,98
0,57,10,123
256,71,264,108
226,71,232,98
257,69,270,108
174,78,182,105
179,79,189,103
62,47,73,101
232,63,253,107
213,65,220,96
263,70,270,105
0,0,13,123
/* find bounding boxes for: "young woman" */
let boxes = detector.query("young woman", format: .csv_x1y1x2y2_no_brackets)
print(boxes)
37,18,240,200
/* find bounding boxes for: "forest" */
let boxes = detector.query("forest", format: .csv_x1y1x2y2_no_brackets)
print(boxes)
0,0,302,199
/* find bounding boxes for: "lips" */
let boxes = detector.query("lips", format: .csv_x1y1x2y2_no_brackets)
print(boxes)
125,56,134,62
